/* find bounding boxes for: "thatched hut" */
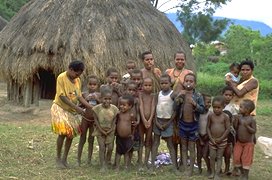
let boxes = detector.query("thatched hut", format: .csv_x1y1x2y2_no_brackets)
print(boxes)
0,0,195,107
0,16,8,31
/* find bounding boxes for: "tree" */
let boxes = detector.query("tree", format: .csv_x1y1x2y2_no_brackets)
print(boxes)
0,0,29,20
176,0,230,44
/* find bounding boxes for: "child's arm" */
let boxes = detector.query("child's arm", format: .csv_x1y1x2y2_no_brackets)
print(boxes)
147,94,156,128
135,101,140,126
233,115,239,130
106,116,117,135
207,114,216,144
139,94,149,127
217,115,231,143
93,112,107,135
155,116,163,130
245,118,257,134
60,96,85,115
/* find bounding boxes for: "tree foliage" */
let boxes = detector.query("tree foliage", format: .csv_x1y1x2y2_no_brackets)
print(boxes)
176,0,230,44
0,0,29,20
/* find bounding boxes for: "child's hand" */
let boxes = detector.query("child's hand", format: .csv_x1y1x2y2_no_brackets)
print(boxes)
129,134,134,140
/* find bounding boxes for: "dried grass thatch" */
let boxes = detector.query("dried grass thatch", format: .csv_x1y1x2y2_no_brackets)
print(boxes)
0,0,194,84
0,16,8,31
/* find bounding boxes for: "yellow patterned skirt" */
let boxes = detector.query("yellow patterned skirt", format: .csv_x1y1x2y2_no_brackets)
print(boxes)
51,103,81,138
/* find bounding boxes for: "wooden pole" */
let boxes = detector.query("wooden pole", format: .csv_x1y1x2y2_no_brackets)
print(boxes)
24,78,33,107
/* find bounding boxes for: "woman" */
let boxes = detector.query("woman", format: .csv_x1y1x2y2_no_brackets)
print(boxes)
165,51,193,92
165,51,193,169
227,60,259,116
51,60,92,168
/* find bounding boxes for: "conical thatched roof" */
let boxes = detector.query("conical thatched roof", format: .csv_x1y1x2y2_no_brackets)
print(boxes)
0,0,194,84
0,16,8,31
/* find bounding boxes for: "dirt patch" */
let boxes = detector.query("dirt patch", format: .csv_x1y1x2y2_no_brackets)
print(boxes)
0,82,52,125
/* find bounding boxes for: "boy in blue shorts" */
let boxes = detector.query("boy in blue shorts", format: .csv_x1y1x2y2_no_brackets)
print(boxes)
174,73,205,176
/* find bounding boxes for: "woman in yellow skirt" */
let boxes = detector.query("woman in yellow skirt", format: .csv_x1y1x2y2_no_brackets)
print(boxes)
51,60,91,168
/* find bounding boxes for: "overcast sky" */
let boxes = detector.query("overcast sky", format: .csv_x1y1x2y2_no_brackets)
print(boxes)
157,0,272,27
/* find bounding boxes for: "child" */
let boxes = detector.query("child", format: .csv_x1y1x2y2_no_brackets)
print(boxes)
92,87,119,172
225,62,240,85
197,93,212,174
51,60,91,169
130,69,143,94
222,86,237,174
207,96,230,180
233,99,256,180
101,68,122,106
115,94,135,171
77,75,100,166
140,51,161,94
121,60,136,84
138,77,156,169
174,73,205,176
151,74,179,174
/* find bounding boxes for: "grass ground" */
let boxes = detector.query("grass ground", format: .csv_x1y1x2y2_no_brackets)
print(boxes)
0,82,272,179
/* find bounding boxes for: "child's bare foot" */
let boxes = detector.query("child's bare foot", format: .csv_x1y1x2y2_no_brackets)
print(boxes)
214,174,220,180
100,166,106,173
56,159,66,169
187,169,193,177
208,173,214,179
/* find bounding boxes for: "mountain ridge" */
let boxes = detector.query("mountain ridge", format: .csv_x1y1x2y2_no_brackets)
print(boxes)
166,13,272,36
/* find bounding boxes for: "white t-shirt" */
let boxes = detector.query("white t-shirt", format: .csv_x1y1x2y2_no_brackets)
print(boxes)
156,90,173,119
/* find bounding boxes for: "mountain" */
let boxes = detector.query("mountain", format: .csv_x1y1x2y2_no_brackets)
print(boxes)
166,13,272,36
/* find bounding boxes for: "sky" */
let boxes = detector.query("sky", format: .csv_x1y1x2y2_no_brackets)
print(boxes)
157,0,272,28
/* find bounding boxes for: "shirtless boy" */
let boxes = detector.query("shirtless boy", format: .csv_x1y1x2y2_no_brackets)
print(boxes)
197,93,212,174
115,94,135,171
175,73,205,176
207,96,230,180
233,99,256,180
139,77,156,169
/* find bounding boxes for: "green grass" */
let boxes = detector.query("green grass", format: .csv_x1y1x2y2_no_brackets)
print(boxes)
0,100,272,179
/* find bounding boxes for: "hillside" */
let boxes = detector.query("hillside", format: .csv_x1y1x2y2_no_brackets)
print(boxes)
166,13,272,36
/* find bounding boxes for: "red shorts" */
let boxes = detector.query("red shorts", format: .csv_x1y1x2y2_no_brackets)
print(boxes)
233,141,255,169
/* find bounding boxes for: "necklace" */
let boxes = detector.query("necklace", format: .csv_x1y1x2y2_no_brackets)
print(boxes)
173,68,182,78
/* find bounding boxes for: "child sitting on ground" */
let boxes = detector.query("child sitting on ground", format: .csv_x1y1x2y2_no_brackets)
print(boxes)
233,99,256,180
151,74,179,174
225,62,240,85
197,93,212,175
174,73,205,176
115,94,135,171
207,96,230,180
92,87,119,172
77,75,100,166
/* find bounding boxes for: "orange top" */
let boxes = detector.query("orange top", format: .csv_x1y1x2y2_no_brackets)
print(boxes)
165,68,193,90
232,76,259,116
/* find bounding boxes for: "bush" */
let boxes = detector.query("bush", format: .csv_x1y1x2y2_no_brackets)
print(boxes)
196,72,225,96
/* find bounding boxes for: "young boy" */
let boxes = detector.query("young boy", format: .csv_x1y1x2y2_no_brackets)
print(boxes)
174,73,205,176
207,96,230,180
151,74,179,174
101,68,122,106
138,77,156,169
233,99,256,180
121,60,136,85
77,75,100,166
197,93,212,174
115,94,135,171
222,86,237,175
130,69,143,94
92,87,119,172
140,51,161,94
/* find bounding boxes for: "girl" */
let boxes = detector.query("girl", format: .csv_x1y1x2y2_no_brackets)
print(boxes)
77,75,100,166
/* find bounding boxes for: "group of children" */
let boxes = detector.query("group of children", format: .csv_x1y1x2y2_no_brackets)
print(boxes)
59,53,257,180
